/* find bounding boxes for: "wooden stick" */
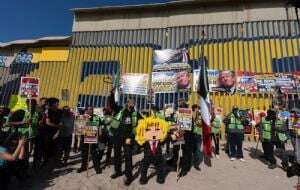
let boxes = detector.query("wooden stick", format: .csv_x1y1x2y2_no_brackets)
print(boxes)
87,144,91,177
176,143,182,182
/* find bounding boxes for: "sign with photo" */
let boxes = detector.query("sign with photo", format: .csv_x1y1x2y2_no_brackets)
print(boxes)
193,69,219,92
19,77,39,98
213,70,237,94
237,73,257,94
169,124,185,145
152,71,177,93
120,73,149,95
152,48,190,71
176,70,191,91
177,108,193,131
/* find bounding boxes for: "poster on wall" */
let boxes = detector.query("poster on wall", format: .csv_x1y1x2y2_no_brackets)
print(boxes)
212,70,237,94
177,108,193,131
193,69,219,92
256,74,276,93
294,74,300,93
120,73,149,95
19,77,39,98
275,74,296,93
176,70,191,91
152,71,177,93
236,73,257,94
152,48,191,71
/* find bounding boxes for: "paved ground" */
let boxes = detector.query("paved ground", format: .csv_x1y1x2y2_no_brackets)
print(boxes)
9,141,298,190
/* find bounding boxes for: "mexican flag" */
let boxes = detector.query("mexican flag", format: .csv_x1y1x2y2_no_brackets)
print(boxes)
198,59,212,157
112,67,120,103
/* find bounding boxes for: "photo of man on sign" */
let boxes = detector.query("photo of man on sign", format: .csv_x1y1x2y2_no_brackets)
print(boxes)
177,71,191,90
218,71,236,94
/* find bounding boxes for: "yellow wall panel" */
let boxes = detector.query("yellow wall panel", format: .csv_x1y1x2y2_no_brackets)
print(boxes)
29,47,69,63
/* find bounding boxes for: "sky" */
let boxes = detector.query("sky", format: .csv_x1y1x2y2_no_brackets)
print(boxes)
0,0,170,43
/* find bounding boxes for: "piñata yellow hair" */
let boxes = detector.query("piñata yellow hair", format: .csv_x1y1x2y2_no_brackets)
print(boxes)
135,116,170,146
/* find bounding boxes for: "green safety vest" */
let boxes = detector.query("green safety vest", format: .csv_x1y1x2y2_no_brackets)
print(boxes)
111,108,138,129
87,115,100,127
212,117,221,134
29,111,40,137
192,123,202,135
228,114,244,134
192,113,202,135
155,112,165,120
275,119,287,142
261,118,271,141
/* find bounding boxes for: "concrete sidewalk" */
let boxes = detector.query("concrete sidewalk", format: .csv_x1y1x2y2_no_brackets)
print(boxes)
10,141,298,190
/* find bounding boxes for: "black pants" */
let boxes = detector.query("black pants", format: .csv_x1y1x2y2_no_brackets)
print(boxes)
58,136,72,162
73,135,80,153
229,133,244,158
140,153,164,181
211,133,220,155
80,136,102,172
113,137,133,178
106,136,113,164
0,166,10,190
192,134,202,167
33,135,43,166
182,133,194,172
43,131,58,163
262,141,276,165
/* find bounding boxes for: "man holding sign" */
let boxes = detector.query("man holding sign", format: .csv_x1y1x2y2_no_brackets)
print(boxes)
77,106,102,174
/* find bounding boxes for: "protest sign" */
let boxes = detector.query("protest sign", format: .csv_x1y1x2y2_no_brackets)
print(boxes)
212,70,236,94
176,71,191,91
19,77,39,98
83,122,99,144
120,73,149,95
275,74,296,93
177,108,193,131
93,108,104,117
214,106,223,121
256,74,276,93
170,124,185,145
193,69,219,92
152,71,177,93
74,116,88,136
152,48,190,71
237,74,257,94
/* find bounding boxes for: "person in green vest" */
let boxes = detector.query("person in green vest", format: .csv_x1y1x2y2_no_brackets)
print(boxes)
274,110,289,169
259,109,277,169
77,106,102,174
191,104,203,170
223,106,247,162
110,98,143,186
151,106,165,120
210,109,221,159
101,108,114,167
32,97,47,169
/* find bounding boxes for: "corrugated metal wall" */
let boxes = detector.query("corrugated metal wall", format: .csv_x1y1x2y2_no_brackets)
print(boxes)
0,20,299,115
68,20,300,112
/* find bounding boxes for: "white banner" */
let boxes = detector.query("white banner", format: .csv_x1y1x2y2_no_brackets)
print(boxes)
120,73,149,95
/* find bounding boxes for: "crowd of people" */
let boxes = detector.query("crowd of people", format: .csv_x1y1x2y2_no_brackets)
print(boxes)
0,89,299,189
